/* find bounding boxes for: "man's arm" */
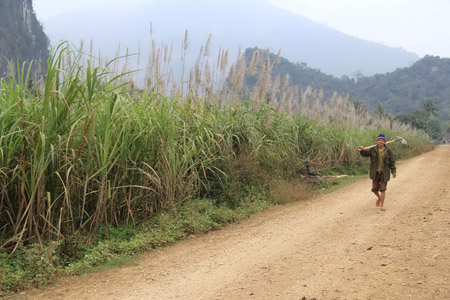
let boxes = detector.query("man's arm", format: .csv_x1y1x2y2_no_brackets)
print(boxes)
389,149,397,178
359,146,370,157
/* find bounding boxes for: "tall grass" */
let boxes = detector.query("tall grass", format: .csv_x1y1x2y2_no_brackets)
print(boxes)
0,40,430,254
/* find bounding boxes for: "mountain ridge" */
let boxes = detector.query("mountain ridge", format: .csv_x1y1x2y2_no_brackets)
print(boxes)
245,47,449,122
40,0,419,77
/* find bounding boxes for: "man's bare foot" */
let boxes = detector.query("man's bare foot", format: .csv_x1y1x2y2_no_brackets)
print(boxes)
376,198,381,207
380,206,386,211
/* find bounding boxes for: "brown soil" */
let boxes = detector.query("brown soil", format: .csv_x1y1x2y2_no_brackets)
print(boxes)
14,146,450,300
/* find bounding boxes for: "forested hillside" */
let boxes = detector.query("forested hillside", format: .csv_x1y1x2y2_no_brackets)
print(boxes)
0,0,48,78
245,48,450,124
352,55,450,121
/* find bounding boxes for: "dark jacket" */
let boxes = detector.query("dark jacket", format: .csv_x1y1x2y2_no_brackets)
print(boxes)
360,145,396,182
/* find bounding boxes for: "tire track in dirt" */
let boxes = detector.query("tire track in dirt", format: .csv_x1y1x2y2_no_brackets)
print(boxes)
16,145,450,300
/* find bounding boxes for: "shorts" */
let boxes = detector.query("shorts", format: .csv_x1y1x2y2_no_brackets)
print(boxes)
371,172,387,192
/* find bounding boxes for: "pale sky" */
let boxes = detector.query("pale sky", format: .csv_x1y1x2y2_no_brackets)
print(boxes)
33,0,450,58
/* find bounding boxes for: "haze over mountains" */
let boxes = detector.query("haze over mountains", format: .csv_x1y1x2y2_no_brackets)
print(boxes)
245,47,450,124
41,0,420,77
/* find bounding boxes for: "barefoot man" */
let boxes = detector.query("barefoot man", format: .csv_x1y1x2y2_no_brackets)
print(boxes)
359,134,397,211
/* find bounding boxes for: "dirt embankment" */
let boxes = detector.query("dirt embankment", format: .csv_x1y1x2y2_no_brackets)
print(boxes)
16,145,450,300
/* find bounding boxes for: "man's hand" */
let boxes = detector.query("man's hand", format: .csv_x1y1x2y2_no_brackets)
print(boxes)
392,173,397,178
359,146,365,152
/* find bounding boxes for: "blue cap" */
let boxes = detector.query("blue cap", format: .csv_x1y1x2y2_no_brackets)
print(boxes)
377,133,386,141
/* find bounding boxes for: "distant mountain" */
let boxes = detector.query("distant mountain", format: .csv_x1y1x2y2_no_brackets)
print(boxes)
249,47,450,122
243,47,354,99
352,55,450,121
0,0,49,79
41,0,419,77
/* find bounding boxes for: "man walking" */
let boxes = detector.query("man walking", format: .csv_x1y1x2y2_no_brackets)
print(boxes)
359,134,397,211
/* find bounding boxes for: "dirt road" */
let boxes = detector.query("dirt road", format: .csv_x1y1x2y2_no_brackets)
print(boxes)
20,146,450,300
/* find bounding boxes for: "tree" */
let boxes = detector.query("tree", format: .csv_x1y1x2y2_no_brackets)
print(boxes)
444,121,450,134
428,118,442,140
396,98,443,140
442,121,450,142
377,102,386,117
421,98,439,118
395,111,428,131
350,98,366,113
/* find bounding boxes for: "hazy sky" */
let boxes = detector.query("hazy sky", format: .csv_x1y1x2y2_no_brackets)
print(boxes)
33,0,450,58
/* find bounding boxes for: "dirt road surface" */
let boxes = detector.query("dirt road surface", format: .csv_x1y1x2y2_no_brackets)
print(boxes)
17,146,450,300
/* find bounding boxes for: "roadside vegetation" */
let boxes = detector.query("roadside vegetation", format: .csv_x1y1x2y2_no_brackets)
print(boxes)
0,40,432,296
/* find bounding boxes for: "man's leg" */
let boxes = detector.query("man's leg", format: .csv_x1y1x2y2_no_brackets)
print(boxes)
373,191,381,207
372,177,381,207
379,181,388,211
379,191,386,211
